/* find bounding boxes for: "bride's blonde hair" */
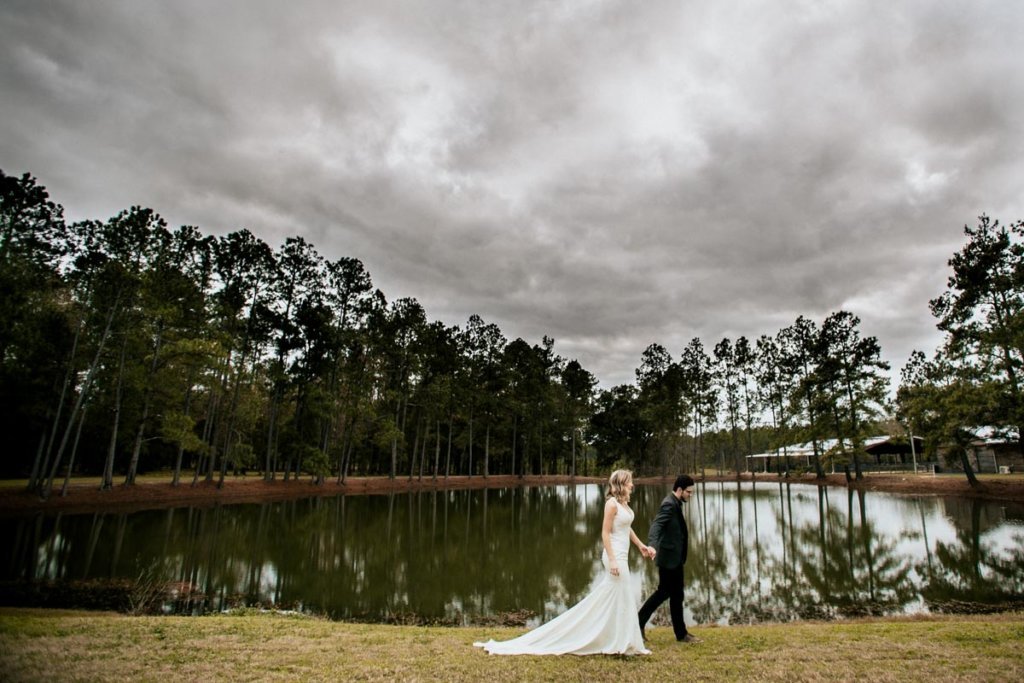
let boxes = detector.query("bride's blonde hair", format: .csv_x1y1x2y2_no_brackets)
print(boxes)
606,469,633,502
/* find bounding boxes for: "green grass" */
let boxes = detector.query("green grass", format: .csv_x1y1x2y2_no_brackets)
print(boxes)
0,609,1021,682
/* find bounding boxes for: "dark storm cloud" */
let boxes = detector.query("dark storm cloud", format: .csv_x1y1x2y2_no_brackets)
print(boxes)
2,0,1022,389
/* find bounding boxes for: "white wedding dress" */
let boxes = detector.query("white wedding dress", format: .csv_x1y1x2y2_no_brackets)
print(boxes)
474,500,650,656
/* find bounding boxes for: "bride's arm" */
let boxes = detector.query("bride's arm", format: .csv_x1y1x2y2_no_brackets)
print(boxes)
630,528,654,559
602,498,619,575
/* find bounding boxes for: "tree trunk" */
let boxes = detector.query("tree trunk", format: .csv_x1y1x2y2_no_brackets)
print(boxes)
32,320,82,491
216,305,257,487
102,340,128,490
26,431,46,493
851,450,864,481
731,412,742,477
409,416,421,481
219,431,237,487
193,375,221,486
337,424,351,485
960,449,979,486
171,383,193,487
484,423,490,478
418,422,428,481
843,376,864,481
342,437,355,482
125,326,164,486
43,295,120,499
433,419,441,481
467,409,474,478
205,352,231,483
511,415,518,478
61,405,88,496
264,395,279,482
390,400,400,480
571,428,576,478
339,396,362,483
445,413,453,479
691,404,700,474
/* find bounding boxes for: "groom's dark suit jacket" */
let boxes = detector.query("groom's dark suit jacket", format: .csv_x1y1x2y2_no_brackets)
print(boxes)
647,494,688,569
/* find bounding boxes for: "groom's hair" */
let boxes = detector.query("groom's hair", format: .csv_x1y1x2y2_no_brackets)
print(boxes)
673,474,695,492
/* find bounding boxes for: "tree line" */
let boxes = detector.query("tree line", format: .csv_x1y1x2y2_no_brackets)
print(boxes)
1,169,1016,493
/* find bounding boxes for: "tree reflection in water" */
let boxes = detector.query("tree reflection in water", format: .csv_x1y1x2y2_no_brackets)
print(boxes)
2,483,1022,623
918,497,1024,611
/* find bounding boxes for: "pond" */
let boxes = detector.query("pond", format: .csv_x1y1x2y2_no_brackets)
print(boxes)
3,481,1023,625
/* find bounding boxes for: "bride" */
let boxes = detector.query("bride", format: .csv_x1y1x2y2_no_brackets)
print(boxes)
474,469,654,656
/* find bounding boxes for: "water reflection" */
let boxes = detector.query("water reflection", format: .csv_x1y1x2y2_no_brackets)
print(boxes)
2,483,1022,624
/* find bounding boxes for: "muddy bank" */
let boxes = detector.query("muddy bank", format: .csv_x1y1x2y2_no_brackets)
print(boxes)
722,471,1024,503
2,471,1021,516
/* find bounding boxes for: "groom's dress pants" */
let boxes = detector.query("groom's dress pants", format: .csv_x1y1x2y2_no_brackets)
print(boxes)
638,564,687,640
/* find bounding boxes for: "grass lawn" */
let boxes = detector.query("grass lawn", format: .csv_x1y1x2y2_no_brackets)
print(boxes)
0,609,1021,682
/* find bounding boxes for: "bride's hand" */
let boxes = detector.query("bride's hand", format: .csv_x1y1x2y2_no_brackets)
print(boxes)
609,563,620,576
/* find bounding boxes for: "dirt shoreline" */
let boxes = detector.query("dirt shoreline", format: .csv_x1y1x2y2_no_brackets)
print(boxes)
2,471,1022,516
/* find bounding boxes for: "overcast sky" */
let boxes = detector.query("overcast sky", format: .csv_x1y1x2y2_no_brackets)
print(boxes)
2,0,1022,390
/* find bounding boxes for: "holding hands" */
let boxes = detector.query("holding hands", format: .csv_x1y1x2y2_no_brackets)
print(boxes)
611,544,655,575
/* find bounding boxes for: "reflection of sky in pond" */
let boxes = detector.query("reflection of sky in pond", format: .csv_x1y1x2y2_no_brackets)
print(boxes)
982,524,1024,557
666,482,1024,625
3,483,1021,624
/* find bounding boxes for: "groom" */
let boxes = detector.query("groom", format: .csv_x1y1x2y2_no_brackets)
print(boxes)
638,474,701,643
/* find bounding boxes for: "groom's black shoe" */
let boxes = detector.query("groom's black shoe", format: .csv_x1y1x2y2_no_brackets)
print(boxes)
677,633,702,643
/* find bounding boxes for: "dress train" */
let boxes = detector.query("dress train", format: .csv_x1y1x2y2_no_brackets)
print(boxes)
474,500,649,656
